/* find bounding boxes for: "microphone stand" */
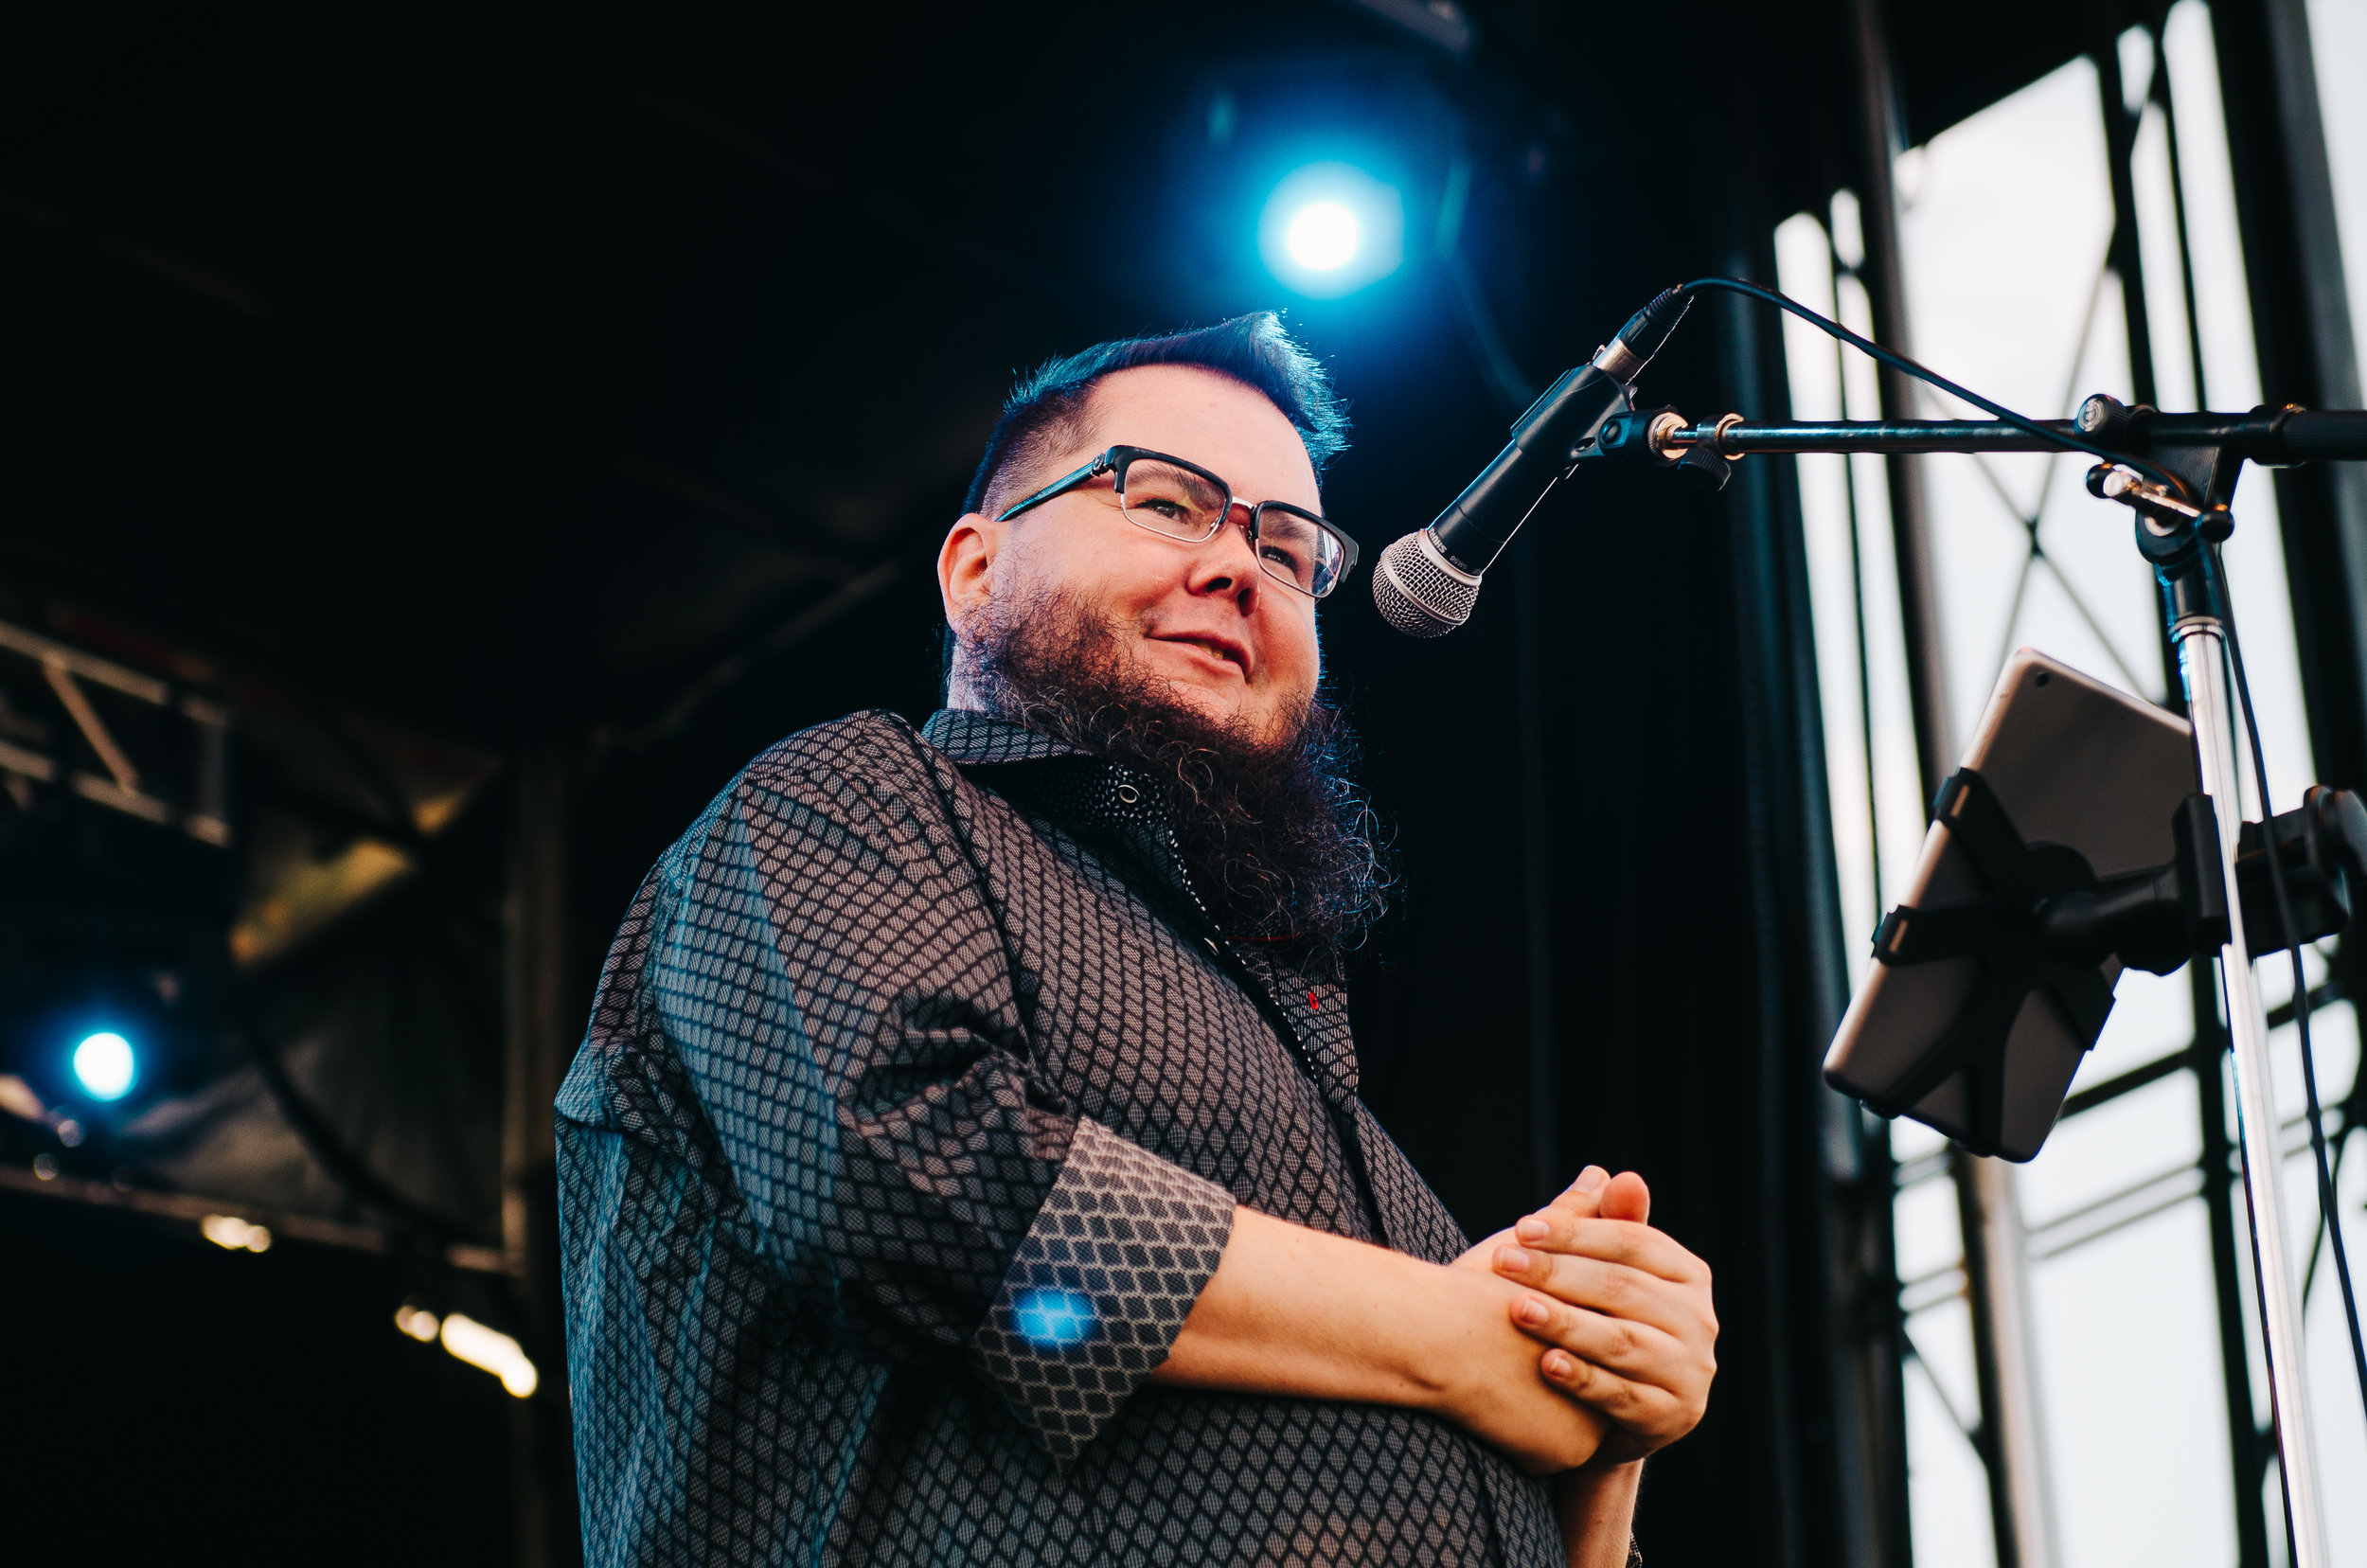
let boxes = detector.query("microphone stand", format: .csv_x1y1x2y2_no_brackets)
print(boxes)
1625,397,2367,1568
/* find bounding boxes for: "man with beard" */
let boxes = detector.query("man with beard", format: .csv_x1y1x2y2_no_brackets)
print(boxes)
556,314,1717,1568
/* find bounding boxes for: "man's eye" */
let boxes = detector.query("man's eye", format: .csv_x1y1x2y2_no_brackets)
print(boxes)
1261,543,1305,571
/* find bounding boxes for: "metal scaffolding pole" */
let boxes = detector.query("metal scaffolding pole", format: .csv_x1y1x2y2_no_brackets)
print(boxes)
1951,1150,2063,1568
1843,0,1947,799
1843,2,2057,1563
2211,0,2367,793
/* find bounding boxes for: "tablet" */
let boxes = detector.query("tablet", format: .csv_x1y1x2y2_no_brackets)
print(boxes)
1822,649,2198,1161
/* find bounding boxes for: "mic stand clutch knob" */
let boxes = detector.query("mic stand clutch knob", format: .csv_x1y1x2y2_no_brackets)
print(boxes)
1672,443,1734,492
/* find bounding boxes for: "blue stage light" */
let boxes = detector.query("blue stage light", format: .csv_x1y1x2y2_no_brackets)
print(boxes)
1286,202,1360,271
1258,163,1402,298
72,1031,137,1100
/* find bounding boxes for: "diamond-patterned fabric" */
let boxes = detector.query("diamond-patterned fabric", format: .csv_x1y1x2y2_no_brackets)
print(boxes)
555,708,1562,1566
973,1117,1233,1458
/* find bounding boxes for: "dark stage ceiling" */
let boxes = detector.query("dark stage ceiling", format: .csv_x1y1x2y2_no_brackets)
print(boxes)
0,0,2126,741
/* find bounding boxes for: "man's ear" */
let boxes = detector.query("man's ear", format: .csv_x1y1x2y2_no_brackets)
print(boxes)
937,512,1004,632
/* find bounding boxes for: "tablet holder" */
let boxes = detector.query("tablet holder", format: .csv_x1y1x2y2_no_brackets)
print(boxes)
1866,771,2367,1156
1864,771,2211,1154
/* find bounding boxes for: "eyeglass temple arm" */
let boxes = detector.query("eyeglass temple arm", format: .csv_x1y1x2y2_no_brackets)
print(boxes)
992,453,1114,522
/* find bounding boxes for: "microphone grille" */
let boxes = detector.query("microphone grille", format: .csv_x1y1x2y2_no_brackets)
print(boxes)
1372,529,1481,637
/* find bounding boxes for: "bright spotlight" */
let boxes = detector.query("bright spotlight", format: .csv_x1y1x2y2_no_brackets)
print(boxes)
1286,202,1360,270
1258,163,1403,298
71,1032,136,1101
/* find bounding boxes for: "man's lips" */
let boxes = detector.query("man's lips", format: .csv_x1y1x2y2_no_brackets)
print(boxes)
1148,631,1254,680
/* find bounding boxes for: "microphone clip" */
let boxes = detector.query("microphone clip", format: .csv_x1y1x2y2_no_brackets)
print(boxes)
1593,406,1683,466
1590,405,1735,492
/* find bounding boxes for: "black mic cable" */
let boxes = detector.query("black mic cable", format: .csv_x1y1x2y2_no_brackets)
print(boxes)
1668,276,2196,500
2214,544,2367,1430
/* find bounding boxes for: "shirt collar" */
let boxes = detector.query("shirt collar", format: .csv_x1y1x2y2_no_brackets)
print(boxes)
922,707,1197,910
919,708,1088,766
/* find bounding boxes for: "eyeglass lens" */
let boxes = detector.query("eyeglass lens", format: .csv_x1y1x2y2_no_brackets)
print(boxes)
1117,455,1346,597
1116,457,1227,541
1251,508,1344,597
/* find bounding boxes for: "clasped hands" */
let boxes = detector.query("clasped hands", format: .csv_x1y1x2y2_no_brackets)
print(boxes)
1447,1165,1718,1474
1148,1159,1716,1490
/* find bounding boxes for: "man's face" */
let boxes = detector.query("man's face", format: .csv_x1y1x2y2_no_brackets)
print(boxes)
939,365,1326,742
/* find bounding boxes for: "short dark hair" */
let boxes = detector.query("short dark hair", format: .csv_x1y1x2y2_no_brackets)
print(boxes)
961,312,1351,518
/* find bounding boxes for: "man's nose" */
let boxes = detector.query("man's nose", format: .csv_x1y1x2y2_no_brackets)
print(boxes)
1185,501,1264,609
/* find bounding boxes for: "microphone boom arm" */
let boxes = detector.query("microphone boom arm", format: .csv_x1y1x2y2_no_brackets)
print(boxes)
1645,400,2367,510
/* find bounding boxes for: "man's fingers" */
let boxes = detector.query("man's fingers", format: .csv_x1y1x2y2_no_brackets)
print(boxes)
1507,1214,1709,1288
1537,1345,1683,1432
1539,1165,1610,1221
1532,1167,1647,1230
1493,1249,1710,1342
1509,1292,1684,1374
1496,1189,1719,1464
1513,1294,1715,1454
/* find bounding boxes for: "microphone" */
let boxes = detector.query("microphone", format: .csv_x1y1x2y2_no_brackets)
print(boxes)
1373,286,1692,636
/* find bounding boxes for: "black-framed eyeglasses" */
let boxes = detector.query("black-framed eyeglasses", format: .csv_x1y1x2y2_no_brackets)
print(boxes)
994,445,1361,599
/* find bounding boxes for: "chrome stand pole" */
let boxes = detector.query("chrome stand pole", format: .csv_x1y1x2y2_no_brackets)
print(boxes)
2175,613,2328,1568
1952,1150,2058,1568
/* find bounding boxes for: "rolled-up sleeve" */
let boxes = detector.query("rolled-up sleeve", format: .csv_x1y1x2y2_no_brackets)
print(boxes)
970,1117,1234,1457
632,739,1231,1453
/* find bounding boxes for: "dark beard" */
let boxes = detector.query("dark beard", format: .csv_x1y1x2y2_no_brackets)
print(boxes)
965,589,1392,965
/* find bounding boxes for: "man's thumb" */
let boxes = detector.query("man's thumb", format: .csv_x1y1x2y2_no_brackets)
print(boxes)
1600,1170,1651,1225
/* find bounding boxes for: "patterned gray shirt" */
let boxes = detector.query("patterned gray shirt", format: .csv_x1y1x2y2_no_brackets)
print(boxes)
555,707,1563,1566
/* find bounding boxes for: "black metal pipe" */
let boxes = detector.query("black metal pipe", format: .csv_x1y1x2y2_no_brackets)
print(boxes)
1670,419,2075,454
1663,411,2367,459
2282,411,2367,459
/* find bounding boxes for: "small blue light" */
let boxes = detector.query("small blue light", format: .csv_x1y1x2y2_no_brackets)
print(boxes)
72,1032,137,1101
1258,163,1403,298
1011,1288,1096,1349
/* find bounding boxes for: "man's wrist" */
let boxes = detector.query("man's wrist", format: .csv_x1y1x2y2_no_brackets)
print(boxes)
1389,1254,1570,1423
1297,1238,1528,1421
1553,1459,1644,1568
1158,1209,1487,1412
1155,1210,1606,1471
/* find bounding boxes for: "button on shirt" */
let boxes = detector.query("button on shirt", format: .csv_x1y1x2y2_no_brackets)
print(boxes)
555,708,1563,1567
